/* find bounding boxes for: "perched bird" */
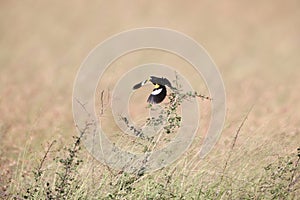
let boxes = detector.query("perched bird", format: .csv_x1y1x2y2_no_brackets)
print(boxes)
133,76,176,104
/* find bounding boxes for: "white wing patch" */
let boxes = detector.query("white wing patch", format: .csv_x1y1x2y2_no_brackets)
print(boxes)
151,88,163,95
141,79,148,86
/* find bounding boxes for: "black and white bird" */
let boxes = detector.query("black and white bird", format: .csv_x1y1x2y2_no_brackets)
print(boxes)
133,76,176,104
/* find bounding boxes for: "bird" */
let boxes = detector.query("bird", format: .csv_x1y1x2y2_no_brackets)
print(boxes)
133,76,176,104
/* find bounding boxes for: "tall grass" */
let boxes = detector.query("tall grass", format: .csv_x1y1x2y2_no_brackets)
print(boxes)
5,134,300,199
3,90,300,199
7,140,299,199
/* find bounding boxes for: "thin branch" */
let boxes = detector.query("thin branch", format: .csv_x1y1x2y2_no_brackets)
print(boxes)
75,98,90,117
35,140,57,181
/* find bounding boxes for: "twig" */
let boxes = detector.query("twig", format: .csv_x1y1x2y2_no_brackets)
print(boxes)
34,140,57,182
75,98,90,117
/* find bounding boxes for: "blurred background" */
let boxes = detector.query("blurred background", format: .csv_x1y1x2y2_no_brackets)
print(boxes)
1,0,300,189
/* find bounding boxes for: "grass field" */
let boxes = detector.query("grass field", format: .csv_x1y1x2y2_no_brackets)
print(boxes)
1,1,300,199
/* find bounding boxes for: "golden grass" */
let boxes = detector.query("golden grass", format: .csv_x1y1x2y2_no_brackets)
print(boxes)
1,0,300,199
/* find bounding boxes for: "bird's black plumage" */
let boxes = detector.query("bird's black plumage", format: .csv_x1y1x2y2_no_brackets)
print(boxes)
147,84,167,104
148,76,176,90
132,79,148,90
133,76,176,104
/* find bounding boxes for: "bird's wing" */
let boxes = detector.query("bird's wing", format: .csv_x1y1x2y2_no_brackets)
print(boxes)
132,79,148,90
149,76,177,91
